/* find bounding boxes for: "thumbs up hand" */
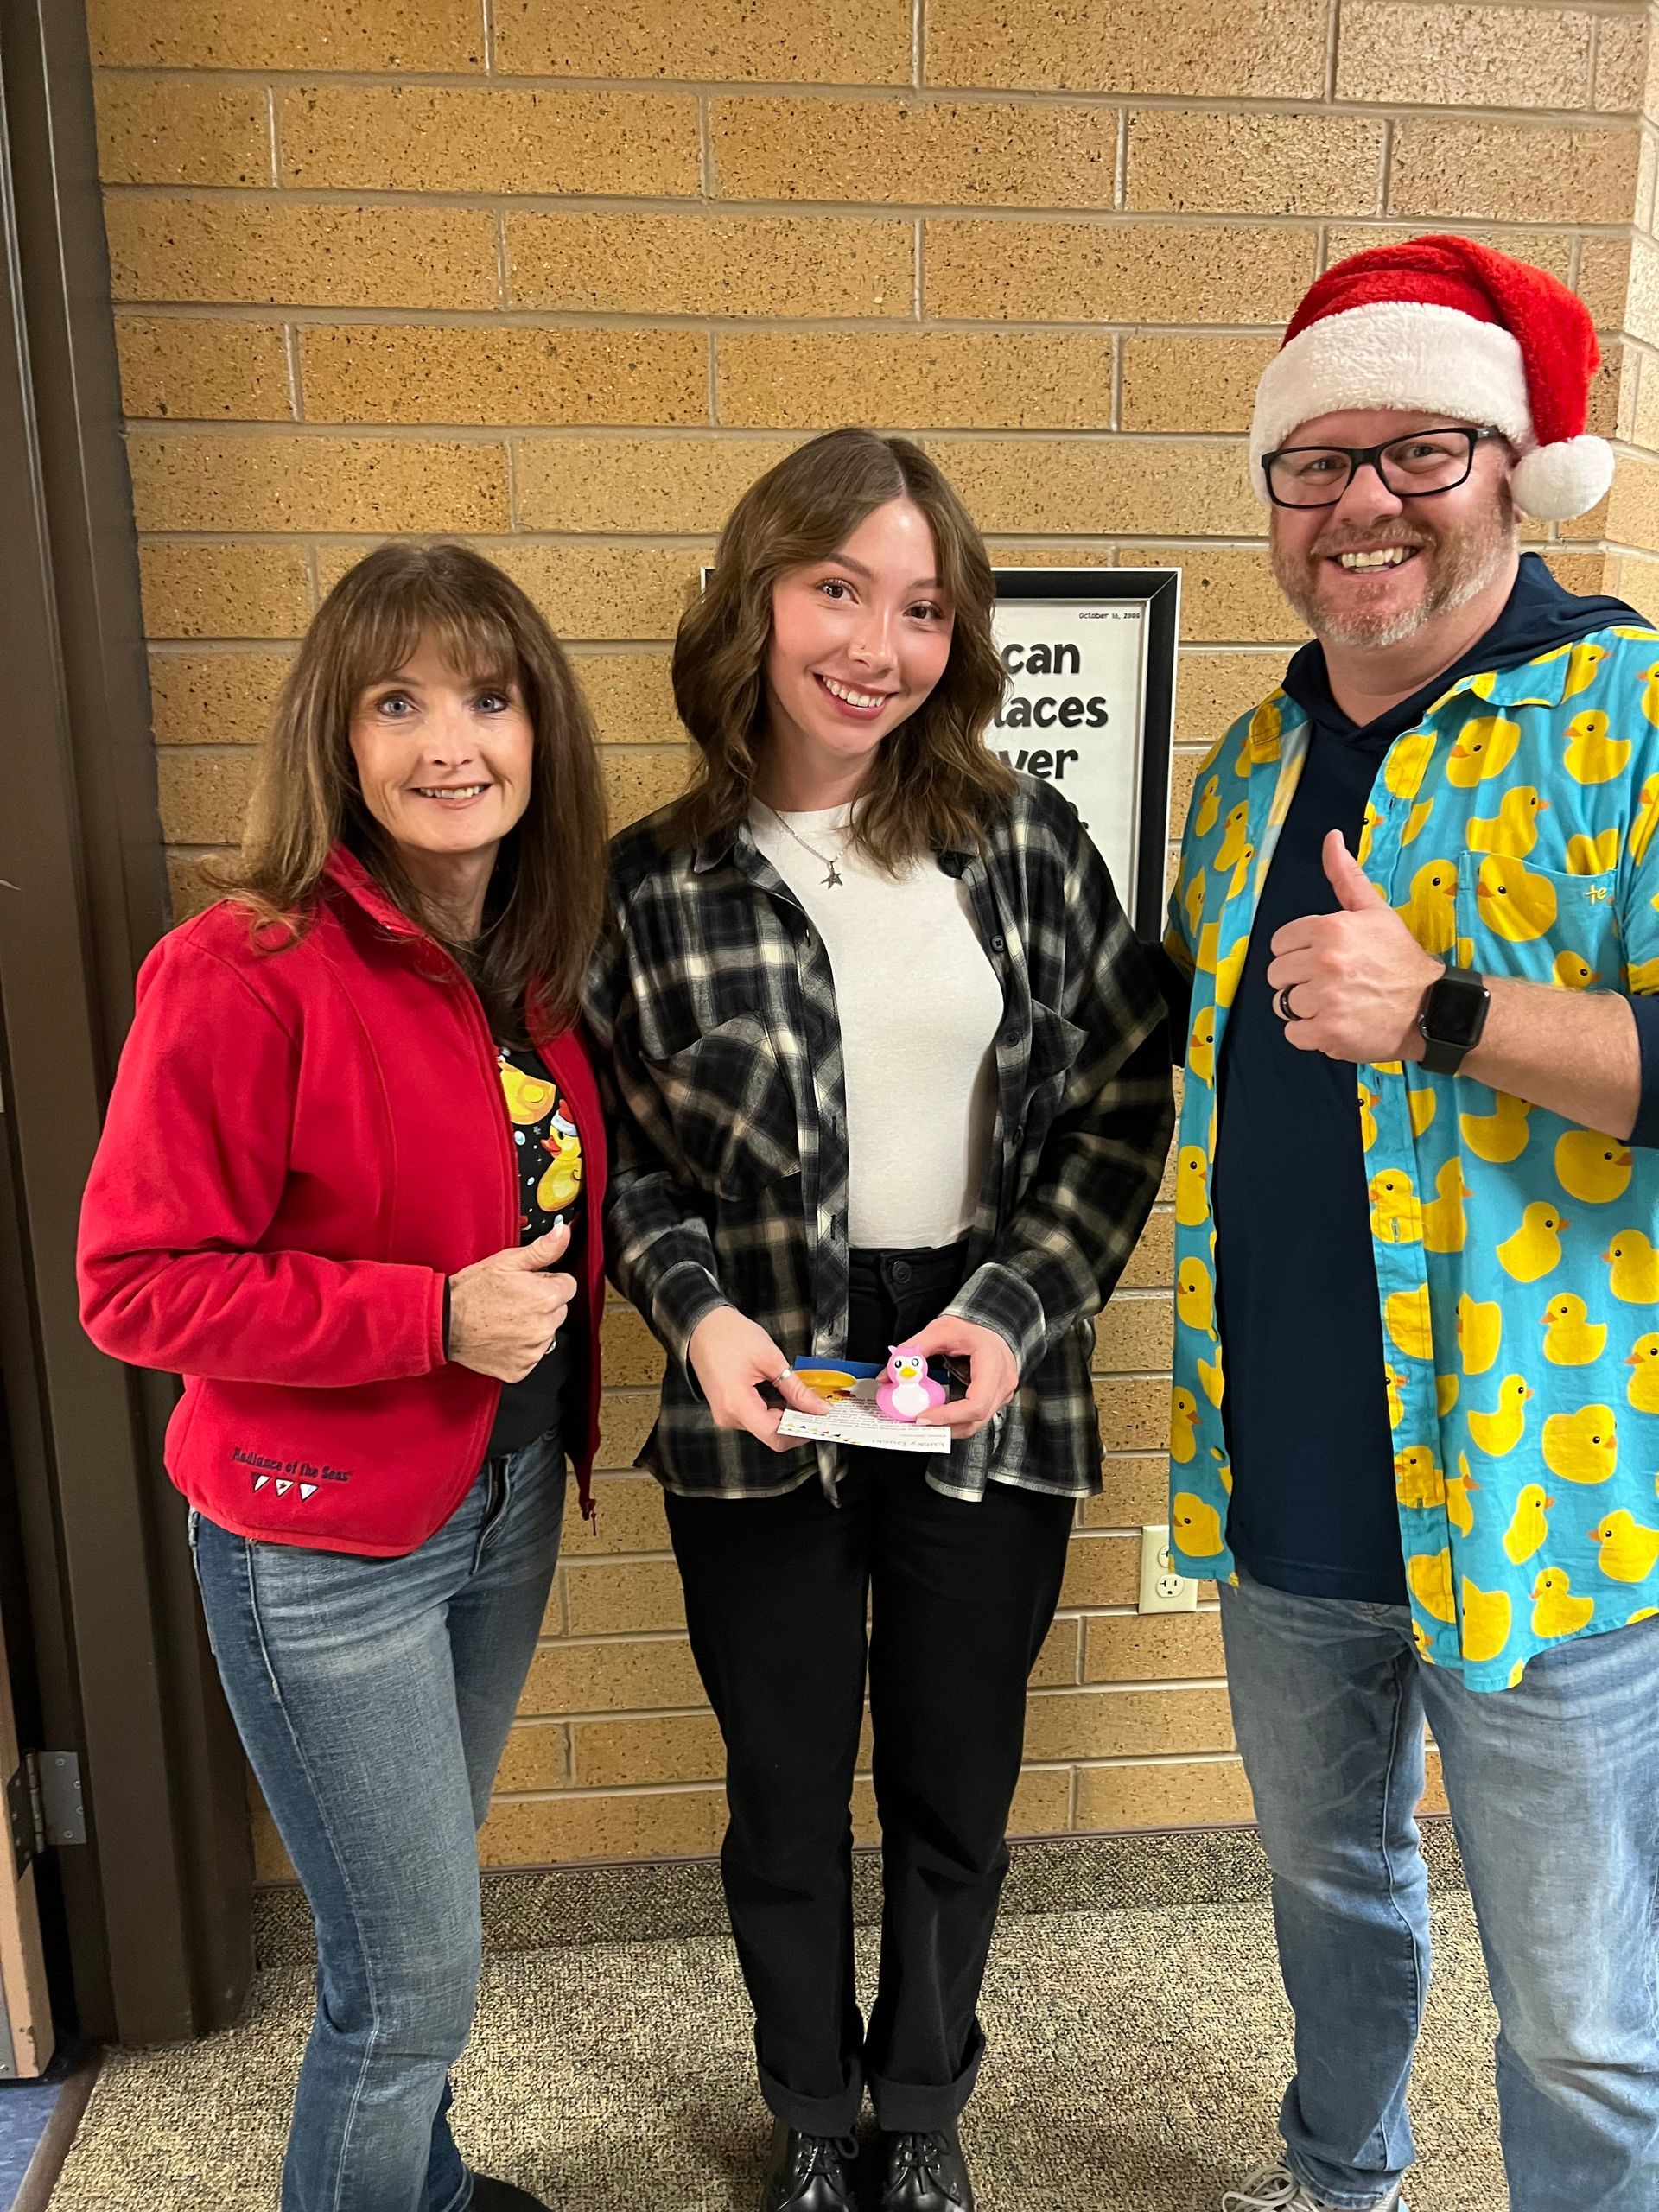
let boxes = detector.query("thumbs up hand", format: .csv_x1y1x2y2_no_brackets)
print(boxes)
1265,830,1444,1065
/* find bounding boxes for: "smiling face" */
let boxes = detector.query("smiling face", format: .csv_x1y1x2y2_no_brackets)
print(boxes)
348,632,534,911
1269,408,1517,652
760,496,955,803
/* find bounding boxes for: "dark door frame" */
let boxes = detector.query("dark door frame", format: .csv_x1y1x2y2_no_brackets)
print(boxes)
0,0,251,2042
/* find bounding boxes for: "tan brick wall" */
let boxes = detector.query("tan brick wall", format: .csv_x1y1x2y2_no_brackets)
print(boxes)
86,0,1659,1873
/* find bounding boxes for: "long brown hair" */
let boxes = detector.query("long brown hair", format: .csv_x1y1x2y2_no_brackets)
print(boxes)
671,429,1012,867
219,540,607,1044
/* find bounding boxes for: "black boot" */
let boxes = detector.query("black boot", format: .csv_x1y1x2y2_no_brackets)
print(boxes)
879,2130,975,2212
758,2121,860,2212
470,2177,554,2212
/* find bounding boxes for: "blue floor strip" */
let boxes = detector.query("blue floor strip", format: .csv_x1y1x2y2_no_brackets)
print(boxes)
0,2078,61,2210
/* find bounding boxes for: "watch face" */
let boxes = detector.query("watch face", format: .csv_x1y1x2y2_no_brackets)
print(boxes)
1427,971,1489,1049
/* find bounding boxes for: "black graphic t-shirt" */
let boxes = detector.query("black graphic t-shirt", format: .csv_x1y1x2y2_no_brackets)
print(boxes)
486,1046,586,1457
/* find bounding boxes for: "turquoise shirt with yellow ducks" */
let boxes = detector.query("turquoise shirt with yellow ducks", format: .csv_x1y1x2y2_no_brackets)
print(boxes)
1165,614,1659,1688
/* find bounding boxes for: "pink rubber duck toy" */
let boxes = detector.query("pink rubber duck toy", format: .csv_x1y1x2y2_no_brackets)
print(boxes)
875,1348,948,1423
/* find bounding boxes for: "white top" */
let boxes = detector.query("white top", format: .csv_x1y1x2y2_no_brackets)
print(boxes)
750,804,1003,1250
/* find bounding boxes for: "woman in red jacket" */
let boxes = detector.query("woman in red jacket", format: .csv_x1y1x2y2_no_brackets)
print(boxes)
78,542,608,2212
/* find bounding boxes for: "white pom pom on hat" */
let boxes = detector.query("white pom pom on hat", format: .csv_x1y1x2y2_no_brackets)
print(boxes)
1249,235,1614,522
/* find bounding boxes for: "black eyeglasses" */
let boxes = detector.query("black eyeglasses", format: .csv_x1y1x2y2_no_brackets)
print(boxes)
1262,426,1499,509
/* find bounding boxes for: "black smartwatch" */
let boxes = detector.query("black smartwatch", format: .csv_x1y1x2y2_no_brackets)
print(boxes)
1417,963,1491,1076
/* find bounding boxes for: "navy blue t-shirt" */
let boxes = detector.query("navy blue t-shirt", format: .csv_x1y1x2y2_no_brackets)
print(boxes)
1209,555,1649,1603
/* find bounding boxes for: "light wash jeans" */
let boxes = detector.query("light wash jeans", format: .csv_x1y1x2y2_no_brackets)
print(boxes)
1219,1567,1659,2211
192,1427,565,2212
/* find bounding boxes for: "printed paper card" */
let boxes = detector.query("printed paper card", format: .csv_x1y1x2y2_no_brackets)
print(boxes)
775,1356,953,1454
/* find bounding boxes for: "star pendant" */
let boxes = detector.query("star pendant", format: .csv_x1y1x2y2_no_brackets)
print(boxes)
823,861,843,888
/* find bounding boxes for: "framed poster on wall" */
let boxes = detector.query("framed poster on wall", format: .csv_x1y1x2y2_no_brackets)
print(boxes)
989,568,1180,941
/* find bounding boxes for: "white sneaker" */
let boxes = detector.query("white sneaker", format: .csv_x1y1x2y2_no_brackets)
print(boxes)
1222,2161,1406,2212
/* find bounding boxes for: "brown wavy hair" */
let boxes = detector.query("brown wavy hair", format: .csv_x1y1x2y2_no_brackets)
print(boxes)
671,429,1013,867
218,540,607,1044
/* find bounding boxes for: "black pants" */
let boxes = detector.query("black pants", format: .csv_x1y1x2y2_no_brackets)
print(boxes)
664,1243,1075,2134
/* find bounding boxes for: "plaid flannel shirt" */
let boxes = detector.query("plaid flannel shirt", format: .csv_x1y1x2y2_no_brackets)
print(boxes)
582,774,1173,1500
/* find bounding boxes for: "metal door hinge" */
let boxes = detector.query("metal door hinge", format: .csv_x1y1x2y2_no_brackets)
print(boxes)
5,1751,85,1876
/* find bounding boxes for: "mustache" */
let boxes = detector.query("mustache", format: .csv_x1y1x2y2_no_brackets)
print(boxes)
1308,525,1433,560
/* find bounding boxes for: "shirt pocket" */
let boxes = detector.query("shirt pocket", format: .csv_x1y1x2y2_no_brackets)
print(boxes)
1454,854,1622,990
645,1012,802,1200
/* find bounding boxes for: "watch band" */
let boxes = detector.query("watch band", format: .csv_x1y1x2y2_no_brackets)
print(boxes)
1417,964,1491,1077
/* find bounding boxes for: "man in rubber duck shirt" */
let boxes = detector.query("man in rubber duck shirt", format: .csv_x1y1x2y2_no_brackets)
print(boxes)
1162,236,1659,2212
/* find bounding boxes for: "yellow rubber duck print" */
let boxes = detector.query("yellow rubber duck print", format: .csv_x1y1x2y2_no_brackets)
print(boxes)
1445,712,1520,788
1555,1130,1632,1207
1605,1230,1659,1304
1358,1084,1379,1152
1475,855,1558,942
1502,1483,1554,1566
1630,957,1659,995
1385,1282,1434,1363
1214,936,1249,1010
1394,1446,1445,1510
1553,950,1599,989
1242,696,1282,767
1369,1170,1424,1246
1466,786,1548,857
1532,1567,1594,1638
1562,708,1630,785
1631,770,1659,864
1457,1293,1503,1376
1460,1578,1512,1664
1225,840,1256,904
498,1058,558,1125
1196,920,1220,975
1357,801,1381,866
1626,1333,1659,1413
1182,869,1205,939
1385,1363,1406,1428
1566,825,1620,875
1171,1387,1198,1465
1541,1294,1606,1366
1589,1509,1659,1584
1408,1548,1456,1624
1176,1257,1215,1336
1213,802,1250,874
1467,1373,1533,1458
1174,1146,1210,1229
1403,798,1434,847
1197,1340,1224,1409
1459,1092,1531,1165
1395,861,1457,956
1172,1491,1226,1558
1192,775,1220,838
1541,1403,1618,1485
1420,1158,1470,1255
1446,1454,1478,1537
1188,1007,1217,1084
536,1109,582,1214
1497,1201,1568,1284
1437,1373,1460,1417
1559,638,1609,700
1408,1087,1437,1140
1383,728,1436,800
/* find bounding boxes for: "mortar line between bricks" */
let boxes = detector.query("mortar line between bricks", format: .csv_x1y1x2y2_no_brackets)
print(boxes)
1325,0,1341,107
88,66,1653,124
264,84,279,188
109,308,1319,334
98,182,1640,230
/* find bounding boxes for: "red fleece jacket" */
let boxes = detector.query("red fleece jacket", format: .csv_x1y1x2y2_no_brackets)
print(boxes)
77,848,606,1555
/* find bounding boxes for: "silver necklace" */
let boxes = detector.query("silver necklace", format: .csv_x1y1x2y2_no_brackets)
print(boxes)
763,803,847,889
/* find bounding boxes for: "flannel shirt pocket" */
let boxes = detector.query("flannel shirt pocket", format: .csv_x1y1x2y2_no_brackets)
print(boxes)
1017,1000,1089,1166
645,1012,801,1200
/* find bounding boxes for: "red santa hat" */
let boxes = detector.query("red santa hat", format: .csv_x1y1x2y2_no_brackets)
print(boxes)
1249,234,1613,522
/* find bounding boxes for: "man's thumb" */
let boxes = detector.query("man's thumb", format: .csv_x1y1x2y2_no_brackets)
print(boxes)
517,1220,571,1268
1324,829,1386,912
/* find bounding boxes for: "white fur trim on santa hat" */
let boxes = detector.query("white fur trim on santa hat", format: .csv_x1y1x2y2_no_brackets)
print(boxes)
1509,435,1615,522
1249,299,1532,487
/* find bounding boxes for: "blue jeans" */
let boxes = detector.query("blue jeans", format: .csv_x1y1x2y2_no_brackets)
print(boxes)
1219,1567,1659,2211
192,1428,565,2212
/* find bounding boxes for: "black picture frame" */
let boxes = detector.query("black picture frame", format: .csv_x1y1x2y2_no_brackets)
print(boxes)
989,567,1181,941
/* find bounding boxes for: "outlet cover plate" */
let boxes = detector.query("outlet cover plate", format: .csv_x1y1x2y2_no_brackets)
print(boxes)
1138,1523,1199,1614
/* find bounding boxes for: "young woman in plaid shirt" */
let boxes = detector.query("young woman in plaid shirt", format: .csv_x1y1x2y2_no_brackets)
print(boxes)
584,430,1172,2212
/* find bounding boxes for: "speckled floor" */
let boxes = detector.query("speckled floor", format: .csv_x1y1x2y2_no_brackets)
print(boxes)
47,1890,1506,2211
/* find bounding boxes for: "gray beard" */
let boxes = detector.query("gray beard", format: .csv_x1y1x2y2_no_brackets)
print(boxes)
1274,510,1516,651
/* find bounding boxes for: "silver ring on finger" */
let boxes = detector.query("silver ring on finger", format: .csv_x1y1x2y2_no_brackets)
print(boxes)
1275,984,1302,1023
